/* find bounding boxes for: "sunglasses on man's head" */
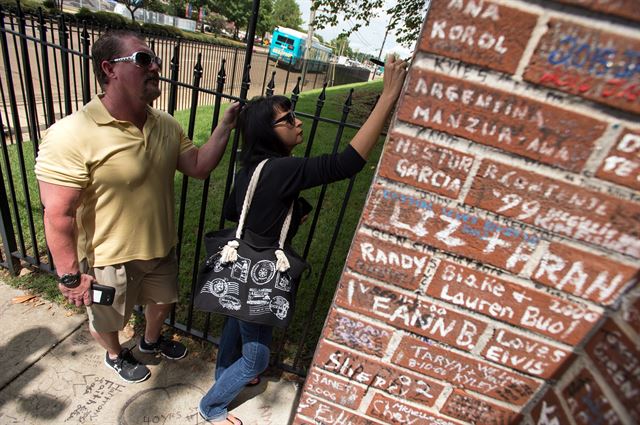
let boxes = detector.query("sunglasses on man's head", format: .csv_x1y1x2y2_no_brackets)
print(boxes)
272,110,296,127
110,51,162,68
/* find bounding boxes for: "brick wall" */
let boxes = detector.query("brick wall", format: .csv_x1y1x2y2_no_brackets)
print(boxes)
294,1,640,424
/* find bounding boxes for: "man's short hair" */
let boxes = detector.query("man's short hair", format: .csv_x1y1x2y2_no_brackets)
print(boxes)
92,30,145,90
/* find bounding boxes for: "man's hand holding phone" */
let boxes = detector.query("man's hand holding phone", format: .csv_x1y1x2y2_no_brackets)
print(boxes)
58,272,115,306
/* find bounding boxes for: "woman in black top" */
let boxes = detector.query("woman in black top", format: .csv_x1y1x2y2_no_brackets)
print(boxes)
199,56,407,425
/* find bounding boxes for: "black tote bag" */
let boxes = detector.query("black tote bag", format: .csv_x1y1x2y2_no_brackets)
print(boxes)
194,159,309,328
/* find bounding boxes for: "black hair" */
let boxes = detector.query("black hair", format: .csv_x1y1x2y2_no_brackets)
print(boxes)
92,30,145,90
237,95,292,166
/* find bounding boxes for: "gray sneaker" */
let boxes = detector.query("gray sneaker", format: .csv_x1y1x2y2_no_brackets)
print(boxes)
104,348,151,383
138,335,187,360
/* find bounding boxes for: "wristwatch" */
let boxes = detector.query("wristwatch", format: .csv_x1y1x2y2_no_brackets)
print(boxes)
59,272,81,288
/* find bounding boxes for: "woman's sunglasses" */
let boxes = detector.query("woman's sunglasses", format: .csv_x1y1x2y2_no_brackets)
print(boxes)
272,110,296,127
110,51,162,68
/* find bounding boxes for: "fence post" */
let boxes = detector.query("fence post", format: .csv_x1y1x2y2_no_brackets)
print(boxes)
38,8,55,128
187,58,227,335
291,89,355,370
167,42,180,115
261,55,270,96
284,56,292,94
16,2,39,145
175,53,203,266
58,14,72,116
0,6,28,258
0,113,19,275
81,22,91,104
238,0,259,101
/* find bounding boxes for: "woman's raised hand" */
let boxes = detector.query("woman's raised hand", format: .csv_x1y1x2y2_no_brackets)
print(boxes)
380,54,408,102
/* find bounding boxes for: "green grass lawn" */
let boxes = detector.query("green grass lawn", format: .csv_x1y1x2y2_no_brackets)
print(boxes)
1,79,387,372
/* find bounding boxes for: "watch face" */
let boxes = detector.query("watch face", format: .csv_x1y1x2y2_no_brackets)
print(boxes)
60,273,80,287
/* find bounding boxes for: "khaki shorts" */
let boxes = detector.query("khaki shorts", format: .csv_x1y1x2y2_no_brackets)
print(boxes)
85,249,179,333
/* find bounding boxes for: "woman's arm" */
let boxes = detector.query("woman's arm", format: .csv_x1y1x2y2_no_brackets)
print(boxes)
350,55,408,160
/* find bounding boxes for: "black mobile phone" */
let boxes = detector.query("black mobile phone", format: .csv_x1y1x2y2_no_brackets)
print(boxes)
92,283,115,306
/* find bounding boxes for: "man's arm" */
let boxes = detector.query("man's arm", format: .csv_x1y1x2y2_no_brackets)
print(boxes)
177,102,241,179
39,180,93,306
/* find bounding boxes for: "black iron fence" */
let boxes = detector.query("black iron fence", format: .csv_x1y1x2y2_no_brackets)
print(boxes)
0,3,380,376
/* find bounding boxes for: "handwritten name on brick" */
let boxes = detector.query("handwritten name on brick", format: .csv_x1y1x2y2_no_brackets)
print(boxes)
347,231,429,290
428,261,599,344
442,389,521,424
316,341,444,405
397,68,606,171
525,19,640,114
531,389,571,425
562,368,623,425
533,243,639,305
336,273,486,350
363,185,539,273
324,310,392,357
304,368,366,409
585,320,640,422
378,133,474,199
420,0,537,74
296,394,381,425
481,329,572,379
597,130,640,191
393,334,540,405
467,160,640,258
367,393,456,425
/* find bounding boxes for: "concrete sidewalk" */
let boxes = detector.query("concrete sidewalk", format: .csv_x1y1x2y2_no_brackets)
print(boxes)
0,281,303,424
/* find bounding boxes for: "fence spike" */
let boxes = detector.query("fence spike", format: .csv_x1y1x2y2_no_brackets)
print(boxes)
266,71,276,96
318,82,327,101
194,52,203,74
217,58,226,80
292,77,301,96
290,77,301,108
171,45,179,67
343,88,354,113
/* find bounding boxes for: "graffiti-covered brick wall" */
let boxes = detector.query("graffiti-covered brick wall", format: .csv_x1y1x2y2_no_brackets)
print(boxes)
294,0,640,424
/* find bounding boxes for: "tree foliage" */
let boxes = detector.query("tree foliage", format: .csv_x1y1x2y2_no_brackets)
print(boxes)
330,34,353,57
272,0,303,30
117,0,143,21
145,0,166,13
312,0,429,46
257,0,274,37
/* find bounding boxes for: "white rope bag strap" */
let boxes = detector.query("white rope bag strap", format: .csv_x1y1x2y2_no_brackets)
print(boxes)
220,159,295,272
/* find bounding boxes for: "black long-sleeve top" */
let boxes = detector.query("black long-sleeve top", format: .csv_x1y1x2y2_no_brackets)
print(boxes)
224,145,367,242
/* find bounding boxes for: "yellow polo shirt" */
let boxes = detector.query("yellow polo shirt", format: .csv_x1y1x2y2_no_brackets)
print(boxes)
35,95,195,267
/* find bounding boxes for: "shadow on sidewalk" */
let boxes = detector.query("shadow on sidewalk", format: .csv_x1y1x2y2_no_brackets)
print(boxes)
0,327,70,420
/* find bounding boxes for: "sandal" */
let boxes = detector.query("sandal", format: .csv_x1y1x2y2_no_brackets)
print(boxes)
198,408,243,425
226,414,243,425
246,376,260,386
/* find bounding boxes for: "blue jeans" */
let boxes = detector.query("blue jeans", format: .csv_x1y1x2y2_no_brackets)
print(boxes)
199,318,273,422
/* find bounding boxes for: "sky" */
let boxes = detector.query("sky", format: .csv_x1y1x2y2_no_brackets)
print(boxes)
296,0,415,60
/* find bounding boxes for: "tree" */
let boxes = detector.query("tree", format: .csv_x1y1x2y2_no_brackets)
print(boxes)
312,0,428,46
145,0,166,13
330,34,353,57
211,0,252,38
204,12,228,34
257,0,274,38
273,0,303,30
118,0,144,21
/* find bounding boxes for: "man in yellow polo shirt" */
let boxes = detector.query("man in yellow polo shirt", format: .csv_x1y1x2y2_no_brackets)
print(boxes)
35,30,240,383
